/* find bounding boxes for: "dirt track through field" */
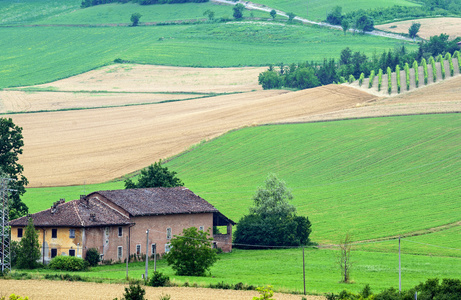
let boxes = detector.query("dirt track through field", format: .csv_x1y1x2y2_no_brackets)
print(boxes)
0,279,324,300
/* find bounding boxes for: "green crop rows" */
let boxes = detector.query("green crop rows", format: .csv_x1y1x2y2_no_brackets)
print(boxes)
24,114,461,256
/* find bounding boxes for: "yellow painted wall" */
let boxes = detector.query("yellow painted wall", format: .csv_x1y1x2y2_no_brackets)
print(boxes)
11,226,85,262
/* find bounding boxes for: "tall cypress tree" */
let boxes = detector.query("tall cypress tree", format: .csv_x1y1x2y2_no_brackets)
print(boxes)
17,218,41,269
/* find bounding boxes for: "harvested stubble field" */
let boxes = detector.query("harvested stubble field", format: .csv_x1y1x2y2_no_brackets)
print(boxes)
9,83,374,187
5,64,461,188
0,279,323,300
375,17,461,40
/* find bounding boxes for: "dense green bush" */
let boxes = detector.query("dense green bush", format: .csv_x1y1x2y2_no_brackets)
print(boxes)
49,256,89,271
85,248,100,267
412,60,419,88
358,72,365,86
429,56,437,82
386,67,392,94
148,271,169,287
368,70,375,88
327,278,461,300
404,63,410,91
421,58,428,85
377,69,383,92
438,54,446,79
395,65,401,93
446,52,454,76
455,50,461,71
348,74,355,84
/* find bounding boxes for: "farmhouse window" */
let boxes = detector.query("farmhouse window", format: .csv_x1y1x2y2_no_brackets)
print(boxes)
199,226,204,232
136,244,141,255
166,228,172,239
17,228,23,238
69,249,75,257
51,248,57,258
165,243,171,253
118,226,123,237
51,228,58,239
118,246,123,259
151,244,156,256
69,229,75,238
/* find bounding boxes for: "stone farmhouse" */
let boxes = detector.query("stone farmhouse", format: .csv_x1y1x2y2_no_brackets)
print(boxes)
9,187,234,263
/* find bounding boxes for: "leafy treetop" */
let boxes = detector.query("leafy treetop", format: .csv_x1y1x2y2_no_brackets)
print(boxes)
124,161,183,189
250,173,296,219
165,227,218,276
0,118,28,219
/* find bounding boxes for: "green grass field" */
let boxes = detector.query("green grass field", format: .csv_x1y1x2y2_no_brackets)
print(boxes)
17,248,461,294
0,23,416,88
0,0,80,25
247,0,420,22
32,2,271,25
23,114,461,257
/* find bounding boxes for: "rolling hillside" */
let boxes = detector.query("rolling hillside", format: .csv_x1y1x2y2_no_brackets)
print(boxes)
164,114,461,249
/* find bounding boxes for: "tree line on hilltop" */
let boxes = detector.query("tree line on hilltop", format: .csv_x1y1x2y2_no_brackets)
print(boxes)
258,34,461,90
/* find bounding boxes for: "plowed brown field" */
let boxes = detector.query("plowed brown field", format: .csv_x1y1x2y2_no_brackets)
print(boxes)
0,279,324,300
375,17,461,40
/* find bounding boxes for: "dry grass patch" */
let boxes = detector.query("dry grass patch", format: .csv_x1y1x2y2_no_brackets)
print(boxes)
0,279,324,300
9,85,375,187
0,90,202,113
376,17,461,40
28,64,266,93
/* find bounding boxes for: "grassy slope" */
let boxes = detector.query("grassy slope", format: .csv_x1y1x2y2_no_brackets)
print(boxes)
248,0,420,21
0,23,416,88
19,248,461,294
23,114,461,256
0,0,80,25
32,2,271,25
165,114,460,244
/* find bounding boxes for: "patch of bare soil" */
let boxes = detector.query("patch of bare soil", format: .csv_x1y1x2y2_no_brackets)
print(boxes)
28,64,266,93
9,85,376,187
290,75,461,123
375,17,461,40
0,279,324,300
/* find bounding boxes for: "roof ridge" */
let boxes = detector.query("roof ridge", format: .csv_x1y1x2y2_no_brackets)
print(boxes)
73,200,85,227
94,196,130,219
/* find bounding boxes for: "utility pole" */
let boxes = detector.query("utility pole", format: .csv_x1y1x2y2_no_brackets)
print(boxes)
302,246,306,295
153,243,157,272
399,237,401,292
126,236,129,280
145,230,149,281
1,177,14,274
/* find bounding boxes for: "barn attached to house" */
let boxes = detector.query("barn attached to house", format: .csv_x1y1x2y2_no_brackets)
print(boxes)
9,187,234,264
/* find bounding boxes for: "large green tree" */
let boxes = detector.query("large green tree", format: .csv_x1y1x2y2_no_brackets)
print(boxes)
164,227,218,276
16,218,41,269
0,118,28,219
124,161,183,189
234,174,312,248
